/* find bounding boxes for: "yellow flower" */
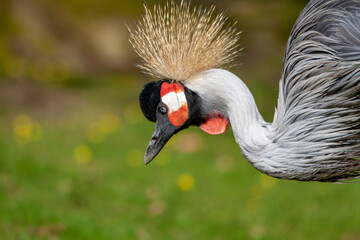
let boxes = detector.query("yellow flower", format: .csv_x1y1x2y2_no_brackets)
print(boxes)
74,144,92,164
13,114,43,144
86,113,121,143
13,115,32,142
99,113,121,134
177,173,195,192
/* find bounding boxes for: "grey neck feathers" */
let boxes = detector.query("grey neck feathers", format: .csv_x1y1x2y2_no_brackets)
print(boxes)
186,69,359,181
185,69,278,173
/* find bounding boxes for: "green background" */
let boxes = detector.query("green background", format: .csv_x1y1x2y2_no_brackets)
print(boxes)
0,0,359,239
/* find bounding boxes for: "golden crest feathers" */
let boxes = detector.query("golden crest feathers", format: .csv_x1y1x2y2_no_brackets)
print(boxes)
128,1,241,81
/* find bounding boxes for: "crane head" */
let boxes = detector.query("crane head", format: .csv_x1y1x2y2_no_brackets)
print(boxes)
140,80,228,164
129,1,239,164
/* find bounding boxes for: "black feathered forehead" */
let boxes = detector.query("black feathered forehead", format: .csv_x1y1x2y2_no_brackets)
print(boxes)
139,81,163,122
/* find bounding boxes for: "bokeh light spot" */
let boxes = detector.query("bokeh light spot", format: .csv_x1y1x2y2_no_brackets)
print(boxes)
86,113,121,143
13,114,43,144
215,154,234,173
74,144,92,164
13,115,32,139
249,224,265,239
177,173,195,192
147,200,167,216
135,226,150,240
99,113,121,134
172,132,203,153
146,185,161,200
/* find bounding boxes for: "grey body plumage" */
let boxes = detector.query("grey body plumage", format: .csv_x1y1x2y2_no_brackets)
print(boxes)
271,0,360,181
130,0,360,182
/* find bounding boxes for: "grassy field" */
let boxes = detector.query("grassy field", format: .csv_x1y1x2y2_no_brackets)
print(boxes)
0,74,360,240
1,0,360,239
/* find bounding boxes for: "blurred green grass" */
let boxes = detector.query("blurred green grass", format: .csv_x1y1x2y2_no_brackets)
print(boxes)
0,0,360,239
1,75,360,240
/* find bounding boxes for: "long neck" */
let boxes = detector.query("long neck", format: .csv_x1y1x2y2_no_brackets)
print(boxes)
186,69,277,172
185,69,360,182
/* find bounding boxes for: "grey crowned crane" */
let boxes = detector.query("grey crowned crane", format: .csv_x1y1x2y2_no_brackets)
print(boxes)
129,0,360,182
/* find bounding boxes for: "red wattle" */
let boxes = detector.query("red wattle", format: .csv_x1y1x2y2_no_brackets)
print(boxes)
200,113,228,135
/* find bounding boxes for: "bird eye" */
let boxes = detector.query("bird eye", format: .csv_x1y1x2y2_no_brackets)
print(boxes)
158,106,167,115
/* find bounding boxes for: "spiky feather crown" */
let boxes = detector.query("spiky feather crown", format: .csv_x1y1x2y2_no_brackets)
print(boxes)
128,1,241,81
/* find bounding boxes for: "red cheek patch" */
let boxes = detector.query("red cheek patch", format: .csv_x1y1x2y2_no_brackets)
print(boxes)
200,112,228,135
161,82,189,127
168,104,188,126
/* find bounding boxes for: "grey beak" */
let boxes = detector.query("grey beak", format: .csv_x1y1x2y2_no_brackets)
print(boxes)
144,121,177,164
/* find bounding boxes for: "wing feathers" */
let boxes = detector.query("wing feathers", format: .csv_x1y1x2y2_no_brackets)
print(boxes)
273,0,360,181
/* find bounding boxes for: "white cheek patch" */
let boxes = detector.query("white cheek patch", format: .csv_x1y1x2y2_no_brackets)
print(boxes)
160,82,189,126
161,91,187,113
